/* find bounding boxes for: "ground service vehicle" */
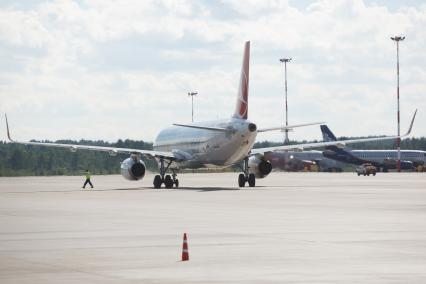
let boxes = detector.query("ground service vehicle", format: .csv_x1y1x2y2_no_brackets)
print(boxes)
356,163,377,176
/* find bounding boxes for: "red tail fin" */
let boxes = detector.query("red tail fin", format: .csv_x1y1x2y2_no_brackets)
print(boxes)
233,41,250,120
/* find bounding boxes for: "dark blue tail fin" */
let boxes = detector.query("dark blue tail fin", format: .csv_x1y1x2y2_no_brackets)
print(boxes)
320,125,337,142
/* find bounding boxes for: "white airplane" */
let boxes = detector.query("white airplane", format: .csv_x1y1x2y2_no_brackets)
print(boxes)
5,41,416,188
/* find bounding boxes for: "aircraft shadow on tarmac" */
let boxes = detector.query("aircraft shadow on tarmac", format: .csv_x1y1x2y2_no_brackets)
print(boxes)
97,187,241,192
3,186,268,193
98,187,150,191
174,186,238,192
86,184,387,192
100,186,269,192
175,186,269,192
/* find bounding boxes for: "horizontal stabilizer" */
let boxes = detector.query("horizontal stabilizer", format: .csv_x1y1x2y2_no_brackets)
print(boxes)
258,122,325,133
173,123,234,133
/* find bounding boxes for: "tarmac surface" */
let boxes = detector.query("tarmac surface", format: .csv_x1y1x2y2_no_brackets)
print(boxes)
0,172,425,283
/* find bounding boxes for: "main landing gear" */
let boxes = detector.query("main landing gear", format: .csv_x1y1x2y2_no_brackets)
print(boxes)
238,157,255,187
153,158,179,189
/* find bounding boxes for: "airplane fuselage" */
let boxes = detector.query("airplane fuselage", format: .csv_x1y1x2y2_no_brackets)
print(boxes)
153,118,258,169
351,150,426,167
323,148,426,169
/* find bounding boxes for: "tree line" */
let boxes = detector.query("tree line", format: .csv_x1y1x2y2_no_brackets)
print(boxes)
0,137,425,177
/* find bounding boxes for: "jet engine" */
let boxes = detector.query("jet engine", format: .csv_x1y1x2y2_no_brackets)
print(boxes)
120,155,146,181
248,156,272,178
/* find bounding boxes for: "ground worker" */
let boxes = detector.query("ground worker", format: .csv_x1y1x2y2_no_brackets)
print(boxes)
82,169,94,189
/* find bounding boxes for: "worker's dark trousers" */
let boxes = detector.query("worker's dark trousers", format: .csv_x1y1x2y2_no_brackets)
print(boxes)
83,179,93,188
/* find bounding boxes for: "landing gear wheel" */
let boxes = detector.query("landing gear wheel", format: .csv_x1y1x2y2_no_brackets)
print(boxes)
174,179,179,188
153,175,162,188
238,173,246,187
248,174,255,187
164,175,173,189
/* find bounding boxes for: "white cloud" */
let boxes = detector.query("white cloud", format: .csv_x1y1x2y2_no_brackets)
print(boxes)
223,0,290,16
0,9,50,47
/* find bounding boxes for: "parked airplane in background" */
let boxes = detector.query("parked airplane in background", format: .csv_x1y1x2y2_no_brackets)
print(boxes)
320,123,424,171
4,41,417,188
265,151,343,172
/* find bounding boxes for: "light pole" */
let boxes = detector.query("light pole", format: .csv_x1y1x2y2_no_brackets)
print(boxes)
279,58,292,144
391,35,405,172
188,92,198,123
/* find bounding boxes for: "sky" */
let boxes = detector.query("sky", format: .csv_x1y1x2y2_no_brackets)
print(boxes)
0,0,425,143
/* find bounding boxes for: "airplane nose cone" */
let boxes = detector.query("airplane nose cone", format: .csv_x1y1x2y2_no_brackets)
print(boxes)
248,123,257,132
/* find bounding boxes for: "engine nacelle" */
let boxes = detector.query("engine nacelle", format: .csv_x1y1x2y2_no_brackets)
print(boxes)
248,156,272,178
120,156,146,181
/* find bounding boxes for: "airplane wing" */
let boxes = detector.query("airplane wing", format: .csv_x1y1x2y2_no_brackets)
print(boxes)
4,115,177,160
251,110,417,155
257,122,325,133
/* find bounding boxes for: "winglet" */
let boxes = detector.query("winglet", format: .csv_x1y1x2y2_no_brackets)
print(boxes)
403,109,417,137
5,114,14,142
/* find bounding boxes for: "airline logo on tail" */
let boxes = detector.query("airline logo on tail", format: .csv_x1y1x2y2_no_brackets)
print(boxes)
233,41,250,120
320,125,337,142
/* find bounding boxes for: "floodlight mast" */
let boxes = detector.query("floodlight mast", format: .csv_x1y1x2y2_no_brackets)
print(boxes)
188,92,198,123
391,35,405,172
279,58,292,144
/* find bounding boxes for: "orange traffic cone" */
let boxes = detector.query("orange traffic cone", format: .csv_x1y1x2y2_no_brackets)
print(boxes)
182,233,189,261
